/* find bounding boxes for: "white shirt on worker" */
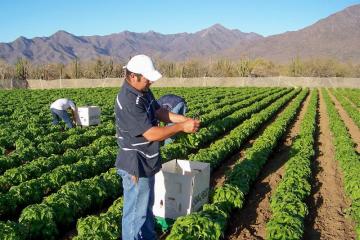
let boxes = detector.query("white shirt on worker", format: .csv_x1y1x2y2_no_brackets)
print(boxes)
50,98,76,111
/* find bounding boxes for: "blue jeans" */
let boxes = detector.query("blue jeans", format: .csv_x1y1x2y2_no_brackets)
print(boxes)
50,108,74,128
117,169,157,240
164,102,187,145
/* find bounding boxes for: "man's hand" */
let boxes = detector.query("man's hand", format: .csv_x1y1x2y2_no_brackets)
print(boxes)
143,118,201,142
181,119,201,133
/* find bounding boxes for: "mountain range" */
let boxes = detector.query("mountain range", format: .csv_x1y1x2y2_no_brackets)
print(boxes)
1,4,359,64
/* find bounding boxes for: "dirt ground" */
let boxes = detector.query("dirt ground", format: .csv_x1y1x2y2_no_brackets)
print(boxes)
224,91,311,240
328,90,360,153
211,90,301,188
303,89,356,240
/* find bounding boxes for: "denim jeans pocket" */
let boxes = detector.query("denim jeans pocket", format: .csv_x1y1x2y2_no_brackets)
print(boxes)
117,169,134,190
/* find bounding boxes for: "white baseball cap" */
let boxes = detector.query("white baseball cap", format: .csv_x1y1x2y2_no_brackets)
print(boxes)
124,54,162,82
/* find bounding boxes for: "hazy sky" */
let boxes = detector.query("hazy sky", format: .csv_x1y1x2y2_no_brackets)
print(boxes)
0,0,359,43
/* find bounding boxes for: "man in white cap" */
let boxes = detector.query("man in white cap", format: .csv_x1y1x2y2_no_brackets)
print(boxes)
114,54,200,239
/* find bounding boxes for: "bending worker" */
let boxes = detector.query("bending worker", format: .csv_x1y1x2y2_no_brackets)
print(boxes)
114,54,200,239
157,94,187,145
50,98,79,129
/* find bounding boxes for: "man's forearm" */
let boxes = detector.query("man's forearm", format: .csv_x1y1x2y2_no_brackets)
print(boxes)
143,124,183,142
168,111,188,123
156,108,188,123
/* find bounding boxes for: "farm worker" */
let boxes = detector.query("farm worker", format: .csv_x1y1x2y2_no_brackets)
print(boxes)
50,98,79,128
157,94,187,145
114,54,200,239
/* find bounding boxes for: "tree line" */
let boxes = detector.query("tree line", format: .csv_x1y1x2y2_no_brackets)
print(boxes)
1,57,360,80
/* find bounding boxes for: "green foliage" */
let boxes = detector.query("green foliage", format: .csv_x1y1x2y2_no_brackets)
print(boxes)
212,184,245,208
0,221,27,240
266,90,318,240
74,197,123,239
19,204,57,239
322,89,360,238
330,88,360,129
167,89,308,239
167,210,225,240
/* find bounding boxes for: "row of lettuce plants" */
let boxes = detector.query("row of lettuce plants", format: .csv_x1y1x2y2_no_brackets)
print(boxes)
0,169,121,239
162,88,294,160
166,89,308,239
187,88,274,117
187,87,257,113
0,87,245,155
72,89,303,239
0,145,117,219
0,135,116,193
188,89,300,168
330,89,360,128
339,88,360,108
266,89,318,239
196,88,282,127
322,89,360,238
0,121,114,173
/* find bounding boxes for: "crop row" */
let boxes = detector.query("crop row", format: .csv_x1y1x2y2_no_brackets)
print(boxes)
0,121,114,173
187,88,275,117
69,88,299,239
322,89,360,238
266,89,318,239
330,89,360,128
338,88,360,108
188,89,300,168
18,168,122,239
0,136,116,193
162,88,293,160
0,87,247,155
0,168,121,239
167,89,308,239
74,197,124,239
0,145,117,218
197,88,282,127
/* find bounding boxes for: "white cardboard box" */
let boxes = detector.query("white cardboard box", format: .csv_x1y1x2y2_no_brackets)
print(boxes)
153,159,210,220
76,106,101,126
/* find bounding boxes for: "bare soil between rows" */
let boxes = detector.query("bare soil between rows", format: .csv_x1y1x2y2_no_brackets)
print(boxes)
211,90,300,188
303,89,356,240
224,90,311,240
328,90,360,153
160,90,300,240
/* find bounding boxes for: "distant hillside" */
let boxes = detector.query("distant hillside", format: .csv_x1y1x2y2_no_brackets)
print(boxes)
220,4,360,63
0,4,359,64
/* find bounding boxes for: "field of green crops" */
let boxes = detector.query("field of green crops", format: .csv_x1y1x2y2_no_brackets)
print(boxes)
0,87,359,240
